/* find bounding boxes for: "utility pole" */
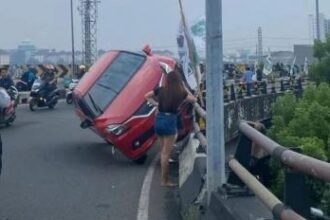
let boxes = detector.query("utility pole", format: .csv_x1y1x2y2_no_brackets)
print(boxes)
206,0,225,203
316,0,320,41
70,0,76,78
257,27,263,64
79,0,99,66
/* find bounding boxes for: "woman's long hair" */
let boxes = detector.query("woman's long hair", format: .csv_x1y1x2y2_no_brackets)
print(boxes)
159,70,187,111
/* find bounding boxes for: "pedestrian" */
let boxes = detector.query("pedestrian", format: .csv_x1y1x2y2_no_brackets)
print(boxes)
241,66,254,96
144,70,196,187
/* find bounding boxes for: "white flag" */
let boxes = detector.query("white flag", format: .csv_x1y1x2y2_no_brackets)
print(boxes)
177,0,201,91
303,57,309,75
289,56,296,76
263,49,273,76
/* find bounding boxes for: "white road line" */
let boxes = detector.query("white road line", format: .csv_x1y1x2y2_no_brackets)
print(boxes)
137,153,159,220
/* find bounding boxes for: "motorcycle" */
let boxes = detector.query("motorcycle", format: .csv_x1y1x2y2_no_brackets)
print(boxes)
29,78,60,111
0,86,19,127
66,79,79,104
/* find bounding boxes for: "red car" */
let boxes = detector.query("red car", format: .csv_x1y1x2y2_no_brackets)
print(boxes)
73,49,194,163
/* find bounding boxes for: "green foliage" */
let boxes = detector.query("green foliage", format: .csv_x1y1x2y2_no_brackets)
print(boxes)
300,137,327,161
272,92,297,125
269,83,330,213
310,37,330,84
321,185,330,215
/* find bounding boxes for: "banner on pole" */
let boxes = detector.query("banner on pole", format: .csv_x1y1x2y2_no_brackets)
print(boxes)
177,0,201,91
263,49,273,76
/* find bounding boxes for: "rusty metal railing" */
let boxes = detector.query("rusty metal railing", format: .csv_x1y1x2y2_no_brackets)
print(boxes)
239,121,330,182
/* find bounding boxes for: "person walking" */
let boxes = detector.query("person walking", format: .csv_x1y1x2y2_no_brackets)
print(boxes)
145,70,196,187
241,66,254,96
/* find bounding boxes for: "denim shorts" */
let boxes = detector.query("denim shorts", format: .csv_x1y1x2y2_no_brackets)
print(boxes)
155,112,178,136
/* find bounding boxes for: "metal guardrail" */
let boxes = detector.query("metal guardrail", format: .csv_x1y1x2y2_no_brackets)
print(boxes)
239,121,330,182
228,158,306,220
196,78,309,143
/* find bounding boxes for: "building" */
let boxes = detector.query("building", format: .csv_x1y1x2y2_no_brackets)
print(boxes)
0,50,10,65
270,51,294,65
17,40,37,64
308,13,329,42
294,45,317,66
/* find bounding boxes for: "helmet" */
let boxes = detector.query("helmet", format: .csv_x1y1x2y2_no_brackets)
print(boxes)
79,65,86,70
45,64,55,71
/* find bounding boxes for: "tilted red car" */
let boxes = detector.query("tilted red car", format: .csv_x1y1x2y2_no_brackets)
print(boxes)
73,50,194,163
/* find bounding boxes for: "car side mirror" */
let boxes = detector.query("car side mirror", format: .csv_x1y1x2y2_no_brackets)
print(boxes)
80,119,92,129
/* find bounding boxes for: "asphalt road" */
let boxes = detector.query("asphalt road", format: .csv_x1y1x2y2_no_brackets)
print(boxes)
0,102,176,220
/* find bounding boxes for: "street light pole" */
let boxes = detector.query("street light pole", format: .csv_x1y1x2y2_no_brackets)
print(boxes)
70,0,76,78
206,0,225,203
316,0,320,41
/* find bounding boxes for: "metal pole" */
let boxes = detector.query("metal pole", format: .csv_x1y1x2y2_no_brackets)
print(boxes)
206,0,226,203
70,0,76,78
316,0,320,41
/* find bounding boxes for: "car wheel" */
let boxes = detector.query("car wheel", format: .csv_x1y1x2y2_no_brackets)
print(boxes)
134,154,148,165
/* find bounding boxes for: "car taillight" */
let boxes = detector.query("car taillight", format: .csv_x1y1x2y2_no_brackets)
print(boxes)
106,124,129,136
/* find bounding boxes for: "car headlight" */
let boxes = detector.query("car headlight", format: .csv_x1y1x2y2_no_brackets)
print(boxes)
106,124,128,136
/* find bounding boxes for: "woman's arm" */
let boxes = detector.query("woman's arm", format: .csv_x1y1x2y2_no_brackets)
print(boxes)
144,91,158,107
185,94,197,104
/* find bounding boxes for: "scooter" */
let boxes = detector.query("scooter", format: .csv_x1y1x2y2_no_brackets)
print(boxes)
0,86,19,127
66,79,79,104
29,78,60,111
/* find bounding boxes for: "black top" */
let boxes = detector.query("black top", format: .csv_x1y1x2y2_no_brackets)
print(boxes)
154,87,188,114
41,71,55,82
0,77,14,90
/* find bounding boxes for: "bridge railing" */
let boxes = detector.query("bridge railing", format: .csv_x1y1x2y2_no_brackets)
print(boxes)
239,121,330,182
227,121,330,219
198,78,309,143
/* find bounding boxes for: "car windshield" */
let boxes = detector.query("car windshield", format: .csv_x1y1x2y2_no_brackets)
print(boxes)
83,52,146,118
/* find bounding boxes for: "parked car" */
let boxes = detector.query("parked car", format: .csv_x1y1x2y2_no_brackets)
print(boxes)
73,50,194,163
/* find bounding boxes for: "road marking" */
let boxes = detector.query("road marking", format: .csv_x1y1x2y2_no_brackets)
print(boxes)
137,153,159,220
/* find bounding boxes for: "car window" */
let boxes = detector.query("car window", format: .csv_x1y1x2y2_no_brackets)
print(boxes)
84,52,146,118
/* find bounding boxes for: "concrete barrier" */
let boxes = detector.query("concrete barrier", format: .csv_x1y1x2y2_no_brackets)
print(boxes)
179,134,207,220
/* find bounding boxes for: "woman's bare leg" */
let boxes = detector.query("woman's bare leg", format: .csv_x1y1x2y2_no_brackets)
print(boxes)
160,134,177,187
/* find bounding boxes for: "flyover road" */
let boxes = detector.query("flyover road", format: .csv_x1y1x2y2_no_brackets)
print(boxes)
0,102,180,220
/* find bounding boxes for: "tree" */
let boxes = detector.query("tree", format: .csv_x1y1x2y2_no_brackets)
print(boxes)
310,36,330,84
270,83,330,214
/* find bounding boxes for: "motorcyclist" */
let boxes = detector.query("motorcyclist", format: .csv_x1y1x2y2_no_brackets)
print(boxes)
16,67,36,91
40,65,57,100
77,65,86,79
0,68,14,91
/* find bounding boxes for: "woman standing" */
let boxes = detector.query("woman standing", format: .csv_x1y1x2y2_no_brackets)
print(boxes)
145,70,196,187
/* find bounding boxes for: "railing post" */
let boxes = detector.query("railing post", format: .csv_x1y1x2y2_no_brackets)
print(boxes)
271,79,276,93
262,81,267,94
280,80,285,92
246,83,252,97
284,167,311,219
230,83,236,101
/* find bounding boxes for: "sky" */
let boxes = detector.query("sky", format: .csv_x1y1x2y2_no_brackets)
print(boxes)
1,0,330,54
